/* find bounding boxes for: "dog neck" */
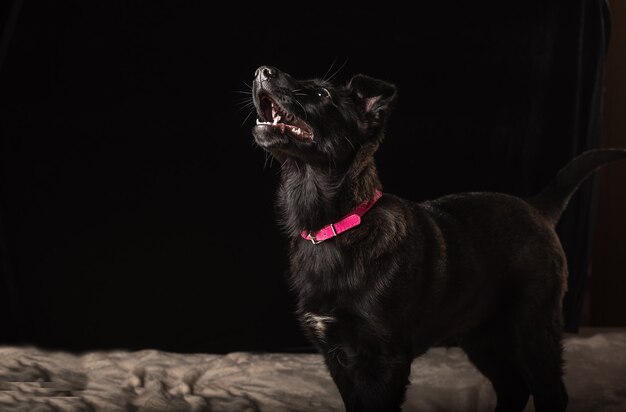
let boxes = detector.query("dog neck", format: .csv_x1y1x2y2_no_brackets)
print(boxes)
276,142,382,238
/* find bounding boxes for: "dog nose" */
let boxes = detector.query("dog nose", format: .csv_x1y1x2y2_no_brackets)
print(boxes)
255,66,278,81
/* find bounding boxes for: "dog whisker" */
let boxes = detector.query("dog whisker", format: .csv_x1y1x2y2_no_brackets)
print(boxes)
342,135,356,152
236,103,256,112
279,159,289,171
234,100,256,110
240,107,256,128
294,99,308,121
233,94,255,104
325,57,349,83
263,151,270,170
234,96,254,104
322,58,338,82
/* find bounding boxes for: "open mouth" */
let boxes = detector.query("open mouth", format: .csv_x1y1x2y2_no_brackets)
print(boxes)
256,94,313,141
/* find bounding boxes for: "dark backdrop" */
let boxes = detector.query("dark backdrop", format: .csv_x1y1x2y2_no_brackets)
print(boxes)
0,1,610,353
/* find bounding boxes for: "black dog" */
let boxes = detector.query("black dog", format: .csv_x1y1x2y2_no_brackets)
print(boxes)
249,65,626,412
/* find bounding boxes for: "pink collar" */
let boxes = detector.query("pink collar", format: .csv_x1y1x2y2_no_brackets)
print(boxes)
301,190,383,244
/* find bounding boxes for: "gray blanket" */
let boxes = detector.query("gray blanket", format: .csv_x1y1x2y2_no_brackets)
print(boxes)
1,329,625,411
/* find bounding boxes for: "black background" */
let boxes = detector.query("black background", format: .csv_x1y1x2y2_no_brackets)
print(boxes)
0,1,609,353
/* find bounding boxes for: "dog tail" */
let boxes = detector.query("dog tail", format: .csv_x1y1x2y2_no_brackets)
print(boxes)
527,148,626,225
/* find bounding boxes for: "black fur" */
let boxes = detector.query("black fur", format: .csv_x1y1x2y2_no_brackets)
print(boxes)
250,65,626,412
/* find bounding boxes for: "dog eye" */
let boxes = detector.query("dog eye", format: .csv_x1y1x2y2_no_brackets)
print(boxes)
316,88,331,98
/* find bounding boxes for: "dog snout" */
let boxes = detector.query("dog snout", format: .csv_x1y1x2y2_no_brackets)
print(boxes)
255,65,279,82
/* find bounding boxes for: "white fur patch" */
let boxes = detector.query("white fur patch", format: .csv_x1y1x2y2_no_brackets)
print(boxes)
303,313,336,340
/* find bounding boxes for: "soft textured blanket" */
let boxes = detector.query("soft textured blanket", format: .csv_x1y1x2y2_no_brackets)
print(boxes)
1,329,625,411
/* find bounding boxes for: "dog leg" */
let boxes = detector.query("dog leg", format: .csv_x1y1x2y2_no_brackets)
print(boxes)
461,332,531,412
513,319,568,412
325,348,411,412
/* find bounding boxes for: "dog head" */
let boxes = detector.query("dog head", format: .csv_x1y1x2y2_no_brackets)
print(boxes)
251,66,397,166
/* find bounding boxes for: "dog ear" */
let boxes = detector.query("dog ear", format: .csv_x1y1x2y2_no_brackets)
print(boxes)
348,74,397,128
